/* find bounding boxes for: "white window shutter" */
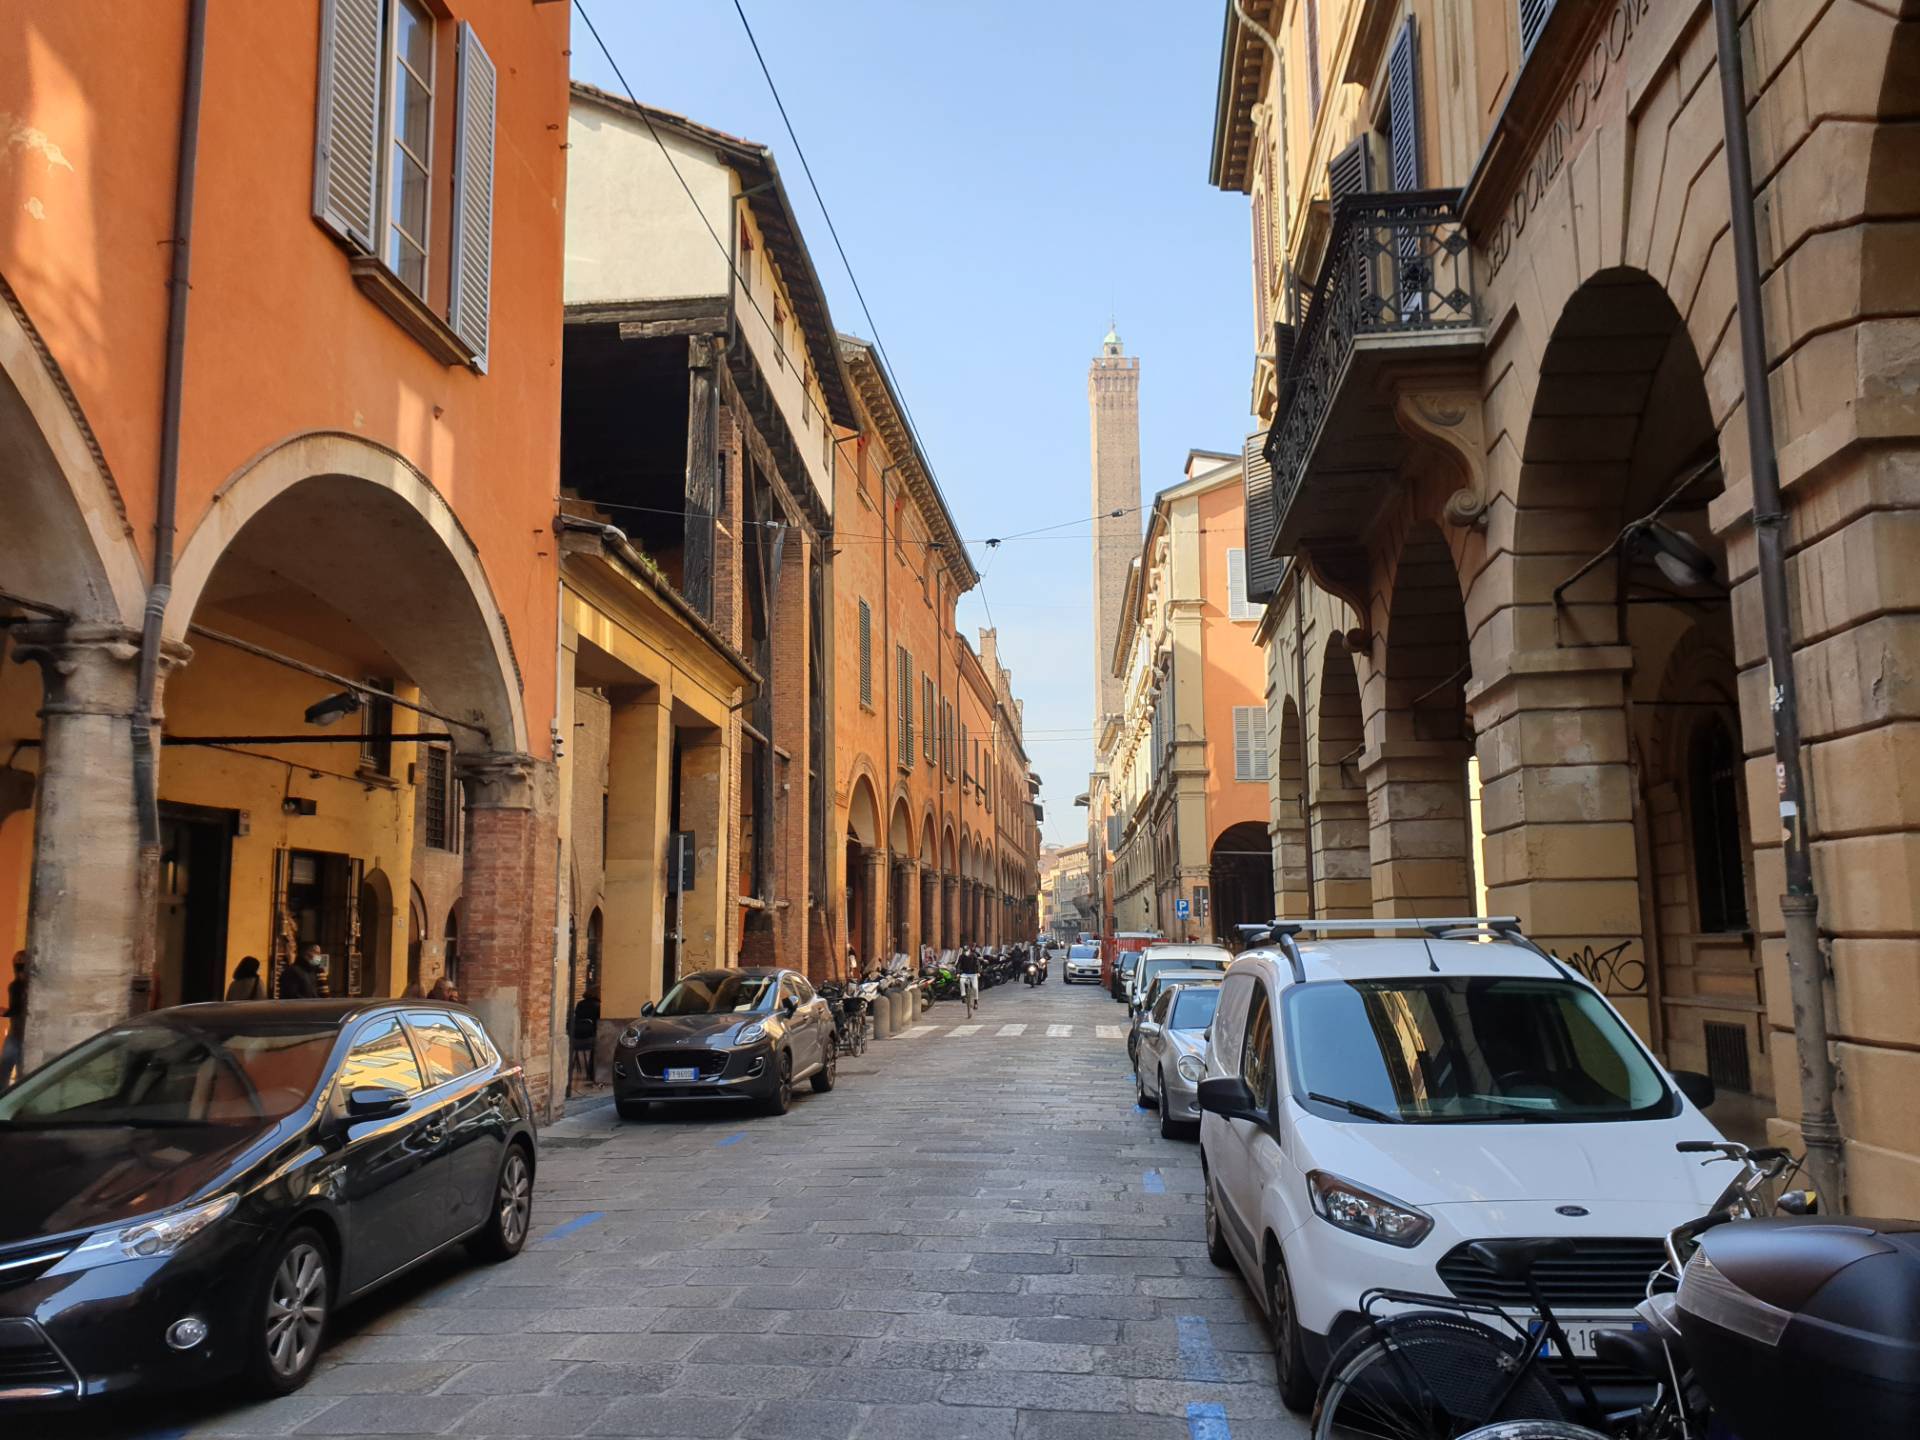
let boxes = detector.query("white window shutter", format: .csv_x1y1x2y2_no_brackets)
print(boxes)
1227,548,1250,620
312,0,381,250
449,21,498,371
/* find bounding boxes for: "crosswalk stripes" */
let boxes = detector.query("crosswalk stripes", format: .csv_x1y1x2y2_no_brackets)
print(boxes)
1096,1024,1125,1039
900,1025,937,1038
947,1024,982,1037
997,1023,1027,1037
1046,1024,1073,1037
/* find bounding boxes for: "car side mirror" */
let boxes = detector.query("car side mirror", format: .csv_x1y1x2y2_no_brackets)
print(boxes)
1196,1076,1264,1125
346,1085,410,1121
1672,1069,1716,1110
1139,1021,1161,1037
640,1001,656,1017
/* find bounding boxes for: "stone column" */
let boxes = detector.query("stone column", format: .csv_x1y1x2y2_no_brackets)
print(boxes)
862,850,887,971
676,727,730,974
942,873,957,950
605,697,671,1017
1469,652,1649,1035
12,624,148,1068
457,750,561,1115
1359,740,1477,917
901,859,921,958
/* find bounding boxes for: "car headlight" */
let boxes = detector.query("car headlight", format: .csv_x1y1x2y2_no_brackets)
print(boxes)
58,1193,239,1271
1177,1054,1206,1083
618,1022,646,1047
1306,1171,1432,1248
736,1022,769,1044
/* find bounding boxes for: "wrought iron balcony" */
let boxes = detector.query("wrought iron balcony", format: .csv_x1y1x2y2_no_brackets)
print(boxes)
1260,192,1480,555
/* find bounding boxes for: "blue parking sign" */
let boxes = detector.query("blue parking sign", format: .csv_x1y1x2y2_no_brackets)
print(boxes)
1175,898,1190,919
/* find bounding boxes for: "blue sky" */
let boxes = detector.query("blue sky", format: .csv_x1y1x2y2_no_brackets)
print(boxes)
569,1,1255,846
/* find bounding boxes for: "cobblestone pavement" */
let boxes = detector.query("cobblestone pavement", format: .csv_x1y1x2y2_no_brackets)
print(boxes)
56,978,1307,1440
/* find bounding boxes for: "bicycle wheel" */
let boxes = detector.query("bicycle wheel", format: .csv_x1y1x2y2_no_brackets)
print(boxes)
1455,1426,1609,1439
1310,1313,1569,1440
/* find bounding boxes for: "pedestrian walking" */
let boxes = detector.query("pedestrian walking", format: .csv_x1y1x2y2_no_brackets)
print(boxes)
0,951,26,1089
224,955,264,1001
280,945,324,999
428,976,460,1003
570,986,601,1084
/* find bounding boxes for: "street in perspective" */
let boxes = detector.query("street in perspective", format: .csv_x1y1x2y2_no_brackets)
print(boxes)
2,2,1919,1439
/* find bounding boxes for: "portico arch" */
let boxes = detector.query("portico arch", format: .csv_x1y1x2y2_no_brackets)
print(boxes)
846,773,882,971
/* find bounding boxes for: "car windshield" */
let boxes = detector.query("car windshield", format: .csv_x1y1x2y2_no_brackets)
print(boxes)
1117,952,1139,971
0,1018,338,1130
1069,945,1098,960
655,972,778,1016
1284,977,1673,1124
1170,989,1221,1030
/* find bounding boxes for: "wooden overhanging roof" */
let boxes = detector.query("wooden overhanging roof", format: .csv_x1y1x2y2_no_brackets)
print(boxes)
570,83,857,429
1208,0,1275,192
838,336,978,593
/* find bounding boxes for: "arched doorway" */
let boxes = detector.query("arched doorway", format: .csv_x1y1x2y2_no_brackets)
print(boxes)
888,796,914,959
443,906,461,991
1273,697,1308,918
356,868,395,997
845,774,881,971
919,815,937,952
1210,821,1273,939
407,883,427,992
1313,636,1371,917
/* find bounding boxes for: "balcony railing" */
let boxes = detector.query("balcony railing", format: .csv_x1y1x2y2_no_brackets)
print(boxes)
1262,191,1476,543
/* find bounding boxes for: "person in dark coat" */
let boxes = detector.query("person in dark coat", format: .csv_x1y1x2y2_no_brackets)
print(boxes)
570,986,601,1083
280,947,323,999
1,952,26,1088
225,956,264,1002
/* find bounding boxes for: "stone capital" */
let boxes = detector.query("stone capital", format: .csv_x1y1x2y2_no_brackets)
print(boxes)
9,622,188,718
455,750,540,810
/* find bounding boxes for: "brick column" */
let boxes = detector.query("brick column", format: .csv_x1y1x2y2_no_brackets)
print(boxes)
11,623,178,1067
862,849,887,972
677,728,729,973
458,750,561,1116
942,873,957,950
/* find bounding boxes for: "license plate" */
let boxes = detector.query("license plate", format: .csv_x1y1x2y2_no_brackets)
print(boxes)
1530,1316,1643,1358
665,1067,698,1083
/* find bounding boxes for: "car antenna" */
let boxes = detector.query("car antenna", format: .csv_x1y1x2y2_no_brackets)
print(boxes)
1421,927,1440,973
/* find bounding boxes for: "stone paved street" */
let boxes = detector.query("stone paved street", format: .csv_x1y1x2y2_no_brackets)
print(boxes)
52,979,1305,1440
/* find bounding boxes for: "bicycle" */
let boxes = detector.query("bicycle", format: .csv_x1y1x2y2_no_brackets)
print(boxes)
1308,1141,1807,1440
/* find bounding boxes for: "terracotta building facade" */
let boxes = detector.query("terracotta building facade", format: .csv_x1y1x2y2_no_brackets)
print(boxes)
0,0,571,1105
1211,0,1920,1210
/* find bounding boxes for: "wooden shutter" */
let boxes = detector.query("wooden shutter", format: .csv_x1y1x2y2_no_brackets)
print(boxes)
1234,708,1255,781
858,600,873,706
311,0,381,250
923,676,935,762
1243,431,1284,605
1328,135,1373,203
898,647,914,766
1227,548,1250,620
449,22,497,370
1520,0,1555,57
1387,18,1421,191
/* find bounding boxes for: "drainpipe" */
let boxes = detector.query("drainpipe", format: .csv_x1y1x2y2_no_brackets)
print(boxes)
132,0,207,930
1291,566,1315,918
1710,0,1843,1208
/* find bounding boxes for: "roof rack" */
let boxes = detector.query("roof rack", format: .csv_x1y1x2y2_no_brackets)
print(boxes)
1249,916,1573,984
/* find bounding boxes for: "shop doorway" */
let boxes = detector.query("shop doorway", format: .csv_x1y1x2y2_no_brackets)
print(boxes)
157,803,236,1007
272,848,362,997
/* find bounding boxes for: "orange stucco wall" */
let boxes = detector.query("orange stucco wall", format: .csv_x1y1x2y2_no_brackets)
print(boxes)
1196,479,1266,848
1,0,568,757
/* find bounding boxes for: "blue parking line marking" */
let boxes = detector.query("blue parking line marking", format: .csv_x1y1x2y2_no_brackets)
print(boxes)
1142,1168,1165,1194
537,1210,604,1244
1176,1314,1224,1381
1185,1401,1231,1439
716,1131,746,1147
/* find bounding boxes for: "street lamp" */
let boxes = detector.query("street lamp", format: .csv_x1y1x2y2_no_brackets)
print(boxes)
303,690,364,727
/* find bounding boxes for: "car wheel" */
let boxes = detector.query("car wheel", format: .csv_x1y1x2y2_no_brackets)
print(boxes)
1203,1169,1233,1269
811,1035,837,1092
1158,1072,1181,1139
470,1142,534,1262
1267,1250,1315,1414
762,1051,793,1115
246,1225,331,1397
615,1097,650,1121
1136,1064,1155,1110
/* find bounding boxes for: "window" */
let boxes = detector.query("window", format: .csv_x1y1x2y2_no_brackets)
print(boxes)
422,745,457,851
1226,548,1253,620
454,1012,498,1067
943,700,956,777
1689,719,1750,934
858,599,873,708
961,723,970,784
313,0,497,367
897,646,915,768
360,677,395,776
406,1010,478,1085
337,1014,425,1098
1233,706,1270,782
922,675,936,763
1519,0,1556,57
1239,982,1275,1112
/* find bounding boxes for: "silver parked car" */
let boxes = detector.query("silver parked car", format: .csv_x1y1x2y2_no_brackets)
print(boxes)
1128,968,1227,1068
1126,944,1231,1014
1135,981,1222,1138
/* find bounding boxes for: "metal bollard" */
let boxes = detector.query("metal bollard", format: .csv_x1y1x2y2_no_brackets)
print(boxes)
872,990,893,1041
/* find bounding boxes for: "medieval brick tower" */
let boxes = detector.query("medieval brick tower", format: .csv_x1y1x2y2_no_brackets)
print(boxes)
1089,325,1141,724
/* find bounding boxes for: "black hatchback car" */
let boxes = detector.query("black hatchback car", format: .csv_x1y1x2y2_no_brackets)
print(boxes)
0,1000,536,1408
